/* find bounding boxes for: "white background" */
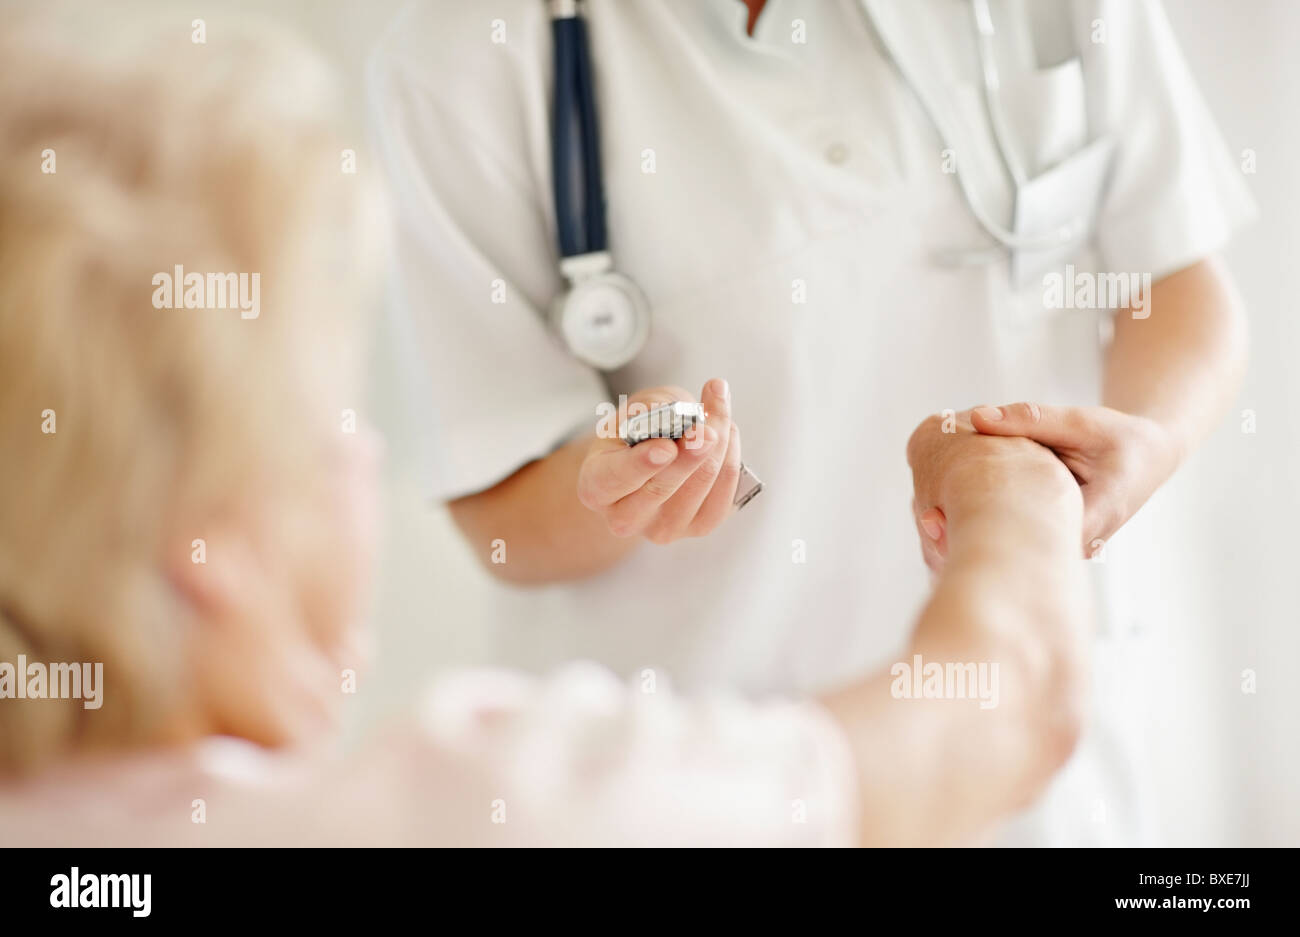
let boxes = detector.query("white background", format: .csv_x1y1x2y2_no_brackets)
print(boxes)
26,0,1299,846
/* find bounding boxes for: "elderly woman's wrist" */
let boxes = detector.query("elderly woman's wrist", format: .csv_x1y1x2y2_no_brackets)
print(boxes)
942,445,1077,512
944,455,1083,559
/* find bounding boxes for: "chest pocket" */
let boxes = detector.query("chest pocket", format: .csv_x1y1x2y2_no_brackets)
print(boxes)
982,1,1117,287
993,55,1087,178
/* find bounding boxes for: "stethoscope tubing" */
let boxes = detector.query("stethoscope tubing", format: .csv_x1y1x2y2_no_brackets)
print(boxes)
551,14,607,258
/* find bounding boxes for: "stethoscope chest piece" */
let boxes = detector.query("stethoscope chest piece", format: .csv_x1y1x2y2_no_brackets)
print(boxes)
550,251,650,371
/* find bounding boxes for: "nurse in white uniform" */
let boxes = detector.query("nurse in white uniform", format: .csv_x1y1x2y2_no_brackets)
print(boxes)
367,0,1252,845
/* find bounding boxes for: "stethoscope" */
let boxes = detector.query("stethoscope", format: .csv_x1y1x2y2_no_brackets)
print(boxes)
546,0,1094,371
546,0,650,371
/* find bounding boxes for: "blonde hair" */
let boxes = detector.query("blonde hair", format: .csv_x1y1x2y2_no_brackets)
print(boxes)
0,18,381,772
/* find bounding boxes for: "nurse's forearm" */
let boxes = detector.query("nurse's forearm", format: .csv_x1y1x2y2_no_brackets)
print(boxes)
447,436,640,584
1105,256,1248,461
822,458,1089,846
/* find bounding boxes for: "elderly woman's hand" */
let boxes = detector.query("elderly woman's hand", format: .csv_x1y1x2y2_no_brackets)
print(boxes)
906,407,1081,573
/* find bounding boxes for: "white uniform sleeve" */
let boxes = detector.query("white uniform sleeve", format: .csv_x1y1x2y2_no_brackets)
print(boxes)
406,663,861,847
1086,0,1256,280
366,3,608,500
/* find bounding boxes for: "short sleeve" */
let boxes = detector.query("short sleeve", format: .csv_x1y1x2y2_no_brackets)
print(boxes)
1086,0,1256,281
410,663,861,847
365,3,608,500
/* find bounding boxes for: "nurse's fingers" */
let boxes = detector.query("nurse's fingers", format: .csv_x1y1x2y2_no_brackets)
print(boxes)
694,378,731,451
578,384,699,508
644,426,726,543
687,423,742,536
633,385,695,407
970,402,1099,450
648,378,732,539
603,425,719,536
578,436,680,509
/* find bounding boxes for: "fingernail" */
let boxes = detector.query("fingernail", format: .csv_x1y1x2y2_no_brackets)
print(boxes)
708,378,729,401
921,517,943,541
975,406,1003,422
648,445,674,465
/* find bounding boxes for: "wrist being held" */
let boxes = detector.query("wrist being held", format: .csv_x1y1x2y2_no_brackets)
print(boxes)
906,409,1082,572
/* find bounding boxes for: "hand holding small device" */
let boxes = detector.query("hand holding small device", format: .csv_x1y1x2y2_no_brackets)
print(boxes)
577,379,758,545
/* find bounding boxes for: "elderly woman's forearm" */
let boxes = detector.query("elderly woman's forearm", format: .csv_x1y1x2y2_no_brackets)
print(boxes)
826,457,1088,845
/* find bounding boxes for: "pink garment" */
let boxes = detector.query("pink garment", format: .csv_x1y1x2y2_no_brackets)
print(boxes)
0,663,858,846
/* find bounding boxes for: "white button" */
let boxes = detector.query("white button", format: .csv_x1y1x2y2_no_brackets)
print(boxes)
825,142,849,165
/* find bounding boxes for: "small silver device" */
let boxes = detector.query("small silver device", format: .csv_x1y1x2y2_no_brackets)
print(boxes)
732,464,763,509
620,402,763,510
620,401,705,446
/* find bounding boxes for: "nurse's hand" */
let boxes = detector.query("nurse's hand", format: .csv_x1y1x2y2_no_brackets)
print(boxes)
577,379,742,545
967,403,1180,558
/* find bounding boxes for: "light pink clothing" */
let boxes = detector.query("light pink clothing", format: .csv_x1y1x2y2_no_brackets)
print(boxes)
0,663,858,846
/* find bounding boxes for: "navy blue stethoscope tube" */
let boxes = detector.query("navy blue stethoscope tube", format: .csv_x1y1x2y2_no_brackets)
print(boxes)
551,14,607,258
